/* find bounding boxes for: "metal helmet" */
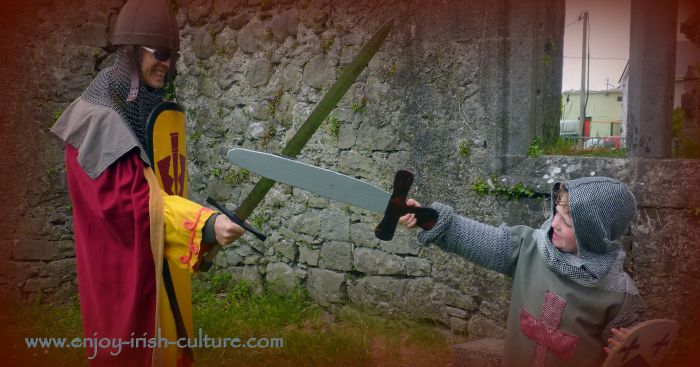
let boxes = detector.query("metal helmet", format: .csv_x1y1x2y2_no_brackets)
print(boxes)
111,0,180,51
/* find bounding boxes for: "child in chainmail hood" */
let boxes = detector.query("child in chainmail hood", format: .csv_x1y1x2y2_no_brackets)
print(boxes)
400,176,644,367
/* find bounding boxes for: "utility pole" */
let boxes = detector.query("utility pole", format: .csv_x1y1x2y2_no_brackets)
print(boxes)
578,10,589,148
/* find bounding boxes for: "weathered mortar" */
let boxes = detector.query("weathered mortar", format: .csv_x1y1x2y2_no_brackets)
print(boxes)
2,0,698,363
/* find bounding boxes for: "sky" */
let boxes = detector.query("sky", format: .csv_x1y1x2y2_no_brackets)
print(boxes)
562,0,699,92
561,0,631,92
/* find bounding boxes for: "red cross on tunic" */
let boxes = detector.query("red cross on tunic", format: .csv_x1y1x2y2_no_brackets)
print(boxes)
520,290,580,367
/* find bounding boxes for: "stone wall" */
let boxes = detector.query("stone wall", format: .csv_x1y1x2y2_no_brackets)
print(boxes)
1,0,119,303
2,0,698,364
172,0,564,337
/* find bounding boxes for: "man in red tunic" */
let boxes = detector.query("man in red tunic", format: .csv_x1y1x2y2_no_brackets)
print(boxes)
51,0,244,365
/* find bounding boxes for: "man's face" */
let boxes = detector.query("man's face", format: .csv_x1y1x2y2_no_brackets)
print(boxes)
139,46,172,89
551,192,578,255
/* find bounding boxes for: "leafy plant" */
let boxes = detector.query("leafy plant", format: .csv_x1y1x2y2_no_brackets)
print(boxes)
49,107,65,129
472,177,490,196
224,168,249,186
230,280,251,301
458,140,471,157
385,62,397,80
326,114,340,138
527,138,545,157
51,109,64,126
508,182,536,198
352,95,368,113
472,176,540,199
251,213,266,229
186,107,197,122
542,54,552,66
165,80,176,101
320,38,334,53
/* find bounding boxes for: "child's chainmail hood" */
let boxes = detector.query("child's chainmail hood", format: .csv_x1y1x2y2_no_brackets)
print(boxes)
536,176,639,294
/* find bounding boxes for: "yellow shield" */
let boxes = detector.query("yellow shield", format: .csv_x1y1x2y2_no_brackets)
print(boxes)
146,102,188,197
147,101,195,365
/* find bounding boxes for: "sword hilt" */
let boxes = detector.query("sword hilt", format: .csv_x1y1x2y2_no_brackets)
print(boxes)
374,170,438,241
206,197,267,241
199,198,267,272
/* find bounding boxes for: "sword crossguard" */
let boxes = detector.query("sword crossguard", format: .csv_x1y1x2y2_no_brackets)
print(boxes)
199,199,267,272
374,170,439,241
205,197,268,242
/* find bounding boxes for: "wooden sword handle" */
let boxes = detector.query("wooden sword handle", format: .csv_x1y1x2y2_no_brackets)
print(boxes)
374,170,438,241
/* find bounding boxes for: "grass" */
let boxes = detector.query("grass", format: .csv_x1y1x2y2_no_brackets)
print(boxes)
3,281,461,367
191,279,458,366
1,298,86,366
543,138,627,158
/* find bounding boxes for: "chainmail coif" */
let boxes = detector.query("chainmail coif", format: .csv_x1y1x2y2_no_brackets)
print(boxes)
536,176,639,294
81,46,165,149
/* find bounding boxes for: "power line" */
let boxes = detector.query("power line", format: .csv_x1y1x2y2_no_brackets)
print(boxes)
565,18,581,27
564,56,628,60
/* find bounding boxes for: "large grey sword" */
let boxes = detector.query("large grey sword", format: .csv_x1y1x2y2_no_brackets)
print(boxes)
227,148,439,240
198,19,394,271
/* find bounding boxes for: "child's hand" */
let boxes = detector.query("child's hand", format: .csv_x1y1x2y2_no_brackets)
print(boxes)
604,327,630,354
398,199,422,229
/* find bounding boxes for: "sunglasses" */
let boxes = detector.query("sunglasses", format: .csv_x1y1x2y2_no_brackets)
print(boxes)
141,46,173,62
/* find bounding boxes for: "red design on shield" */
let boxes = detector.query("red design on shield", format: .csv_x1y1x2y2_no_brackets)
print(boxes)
520,290,580,367
157,132,186,196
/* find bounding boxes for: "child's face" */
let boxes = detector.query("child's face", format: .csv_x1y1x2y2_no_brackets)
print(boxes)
551,192,578,255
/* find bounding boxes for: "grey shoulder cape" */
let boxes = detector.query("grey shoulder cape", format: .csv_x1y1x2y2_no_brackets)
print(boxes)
51,98,150,179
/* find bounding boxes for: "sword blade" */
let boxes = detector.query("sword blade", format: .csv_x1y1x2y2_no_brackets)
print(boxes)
227,148,390,213
199,19,394,271
234,19,394,219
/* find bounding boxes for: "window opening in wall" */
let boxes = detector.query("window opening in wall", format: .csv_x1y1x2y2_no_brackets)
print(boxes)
555,0,630,157
557,0,700,158
674,0,700,158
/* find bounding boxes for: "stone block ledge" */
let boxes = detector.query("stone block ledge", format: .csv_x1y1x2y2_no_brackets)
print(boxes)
502,156,700,208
